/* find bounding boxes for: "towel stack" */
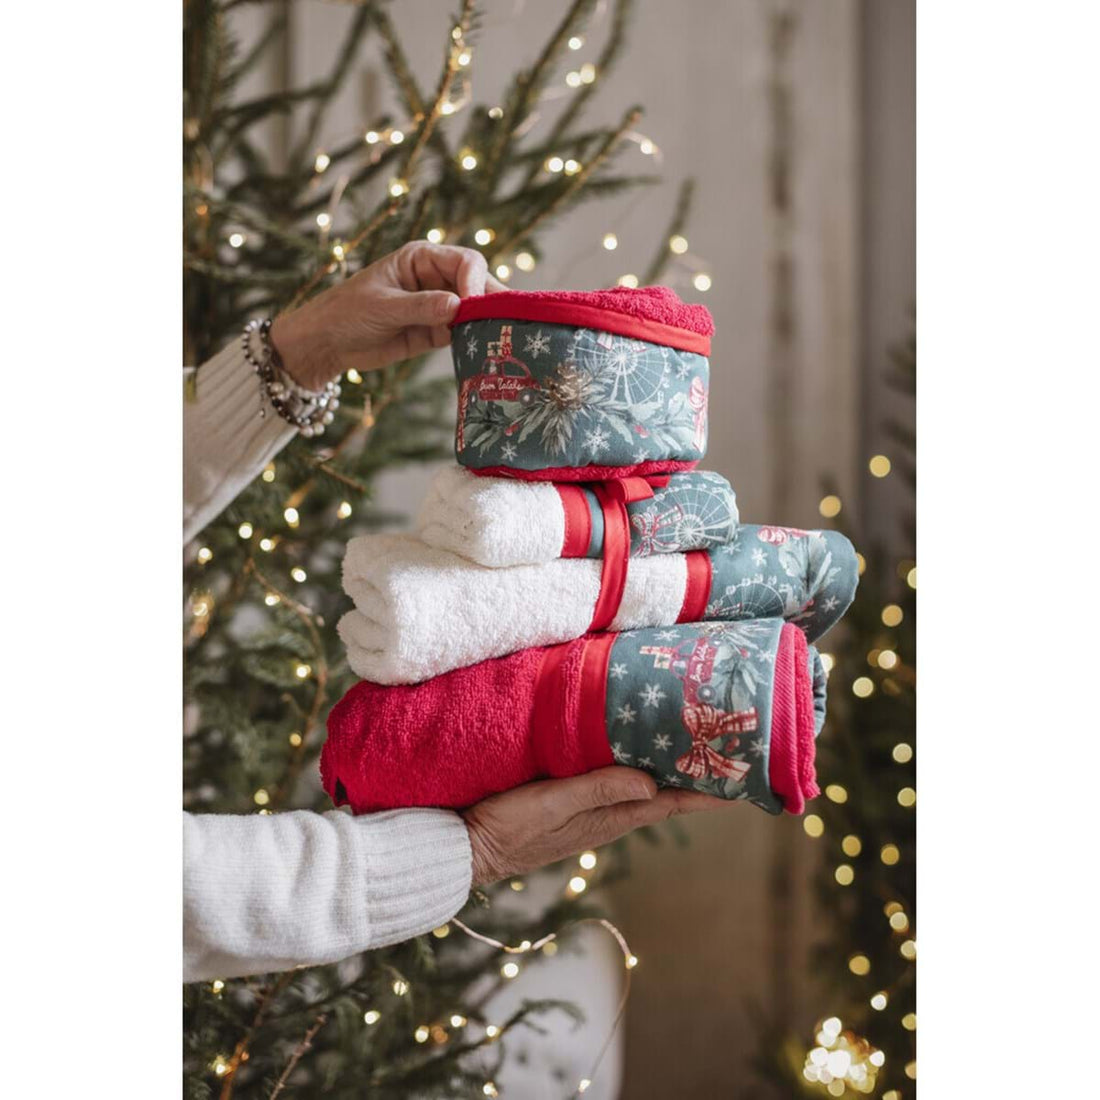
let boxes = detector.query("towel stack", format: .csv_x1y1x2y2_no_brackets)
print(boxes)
322,288,858,818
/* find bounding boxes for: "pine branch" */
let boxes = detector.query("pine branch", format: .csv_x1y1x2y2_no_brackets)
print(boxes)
641,177,695,284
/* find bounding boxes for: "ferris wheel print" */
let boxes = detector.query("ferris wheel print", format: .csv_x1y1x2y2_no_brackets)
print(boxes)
668,479,738,549
570,328,670,407
707,577,796,623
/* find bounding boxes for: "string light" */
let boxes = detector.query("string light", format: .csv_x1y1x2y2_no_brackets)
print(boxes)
211,979,225,994
364,1009,381,1025
802,1021,883,1094
295,663,311,679
495,264,511,281
238,522,253,539
253,788,270,806
578,1080,591,1093
907,565,917,588
897,787,916,808
856,552,866,574
264,593,280,607
259,538,274,552
692,273,712,292
440,100,457,115
565,70,583,88
881,604,904,627
365,130,380,144
889,910,910,932
564,158,582,175
332,243,346,261
819,652,835,673
542,941,558,956
316,213,331,228
482,1084,498,1098
432,924,450,938
474,228,494,245
262,463,276,482
639,138,655,155
337,501,353,520
426,228,445,244
487,106,504,120
880,843,900,865
892,742,913,763
847,954,870,976
284,507,299,527
602,232,618,250
314,153,330,173
579,850,598,870
841,835,862,857
899,939,917,960
460,151,478,170
825,784,848,804
196,546,213,564
545,155,565,173
450,1014,467,1027
803,813,825,838
901,1012,917,1031
877,649,898,670
289,731,302,747
618,274,639,288
346,368,363,384
390,129,405,144
501,961,520,979
290,566,307,582
484,1024,500,1039
568,875,588,894
852,677,874,698
869,454,891,477
669,234,689,254
870,992,888,1011
515,251,536,272
509,878,525,891
819,494,842,518
905,1061,916,1080
392,978,409,995
579,62,597,84
835,864,855,886
625,954,639,969
456,50,472,67
568,34,584,49
414,1026,430,1043
388,178,409,197
212,1055,230,1077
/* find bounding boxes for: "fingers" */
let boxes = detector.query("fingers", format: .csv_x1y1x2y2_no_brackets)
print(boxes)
388,289,460,329
395,242,493,298
548,767,657,816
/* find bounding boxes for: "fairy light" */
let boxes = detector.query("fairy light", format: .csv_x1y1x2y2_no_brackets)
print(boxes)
432,924,450,938
440,100,457,115
414,1026,430,1043
568,875,588,895
618,273,639,288
284,507,299,527
853,676,874,698
501,961,519,979
474,228,494,246
869,454,891,477
892,742,913,763
669,234,689,254
388,178,409,197
899,939,917,960
880,843,900,865
460,151,478,170
482,1084,498,1098
259,538,274,552
337,501,353,520
877,649,898,669
907,565,917,588
820,652,835,673
856,552,867,574
881,603,904,627
579,850,597,870
495,264,511,281
253,788,270,806
485,1024,500,1039
488,106,503,120
290,566,307,583
314,152,330,173
889,910,910,932
835,864,855,886
426,227,445,244
897,786,916,808
825,784,848,804
228,232,245,248
692,272,712,292
564,158,582,175
264,593,280,607
848,954,870,976
819,494,842,518
289,732,302,747
212,1055,230,1077
902,1012,917,1031
545,155,565,173
803,1020,883,1094
456,50,472,67
238,522,253,539
392,979,409,996
365,130,380,144
578,1080,592,1093
509,878,525,891
568,34,584,49
295,663,311,679
346,368,363,384
332,243,346,261
841,834,862,857
389,129,405,144
803,813,824,838
316,212,331,229
515,251,536,272
870,992,888,1011
210,979,225,994
565,70,583,88
196,546,213,564
450,1014,467,1028
905,1060,916,1079
192,595,212,619
262,462,276,482
542,941,558,956
363,1009,381,1025
639,138,655,155
602,232,618,250
579,62,597,84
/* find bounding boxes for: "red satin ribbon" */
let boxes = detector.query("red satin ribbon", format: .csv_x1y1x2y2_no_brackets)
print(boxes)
587,475,670,632
555,484,592,558
677,550,713,623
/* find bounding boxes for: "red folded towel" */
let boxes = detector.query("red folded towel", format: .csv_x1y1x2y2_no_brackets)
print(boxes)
322,620,821,817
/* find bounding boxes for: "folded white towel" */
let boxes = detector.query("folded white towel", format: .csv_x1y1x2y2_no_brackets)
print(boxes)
415,464,739,568
338,534,686,684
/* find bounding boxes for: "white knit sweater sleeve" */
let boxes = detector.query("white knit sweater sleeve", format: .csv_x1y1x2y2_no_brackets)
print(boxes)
184,809,472,982
183,339,474,984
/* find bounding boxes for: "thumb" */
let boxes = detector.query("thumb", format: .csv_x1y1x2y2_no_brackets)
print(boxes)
554,767,657,815
389,289,460,329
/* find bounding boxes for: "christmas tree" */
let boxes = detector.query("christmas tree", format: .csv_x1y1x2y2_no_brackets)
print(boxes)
754,332,917,1098
183,2,690,1096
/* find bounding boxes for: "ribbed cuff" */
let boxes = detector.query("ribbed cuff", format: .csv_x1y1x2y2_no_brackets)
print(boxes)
355,809,473,947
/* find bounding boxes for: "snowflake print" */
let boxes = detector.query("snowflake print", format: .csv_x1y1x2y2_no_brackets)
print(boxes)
524,329,551,358
609,662,628,679
633,449,650,464
611,742,631,763
655,629,681,642
500,441,518,460
637,757,655,769
675,360,693,380
584,426,610,455
465,333,479,358
616,704,637,725
639,683,667,708
653,733,673,751
749,741,766,756
822,595,840,612
752,548,768,566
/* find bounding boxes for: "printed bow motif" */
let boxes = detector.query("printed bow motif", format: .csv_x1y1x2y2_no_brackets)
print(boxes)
674,703,757,782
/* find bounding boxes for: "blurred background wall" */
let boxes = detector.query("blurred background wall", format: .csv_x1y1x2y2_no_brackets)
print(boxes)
235,1,914,1094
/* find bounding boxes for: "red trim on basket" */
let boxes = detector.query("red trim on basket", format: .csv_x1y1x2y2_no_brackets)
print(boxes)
677,550,713,623
469,458,698,483
453,297,711,356
556,485,592,558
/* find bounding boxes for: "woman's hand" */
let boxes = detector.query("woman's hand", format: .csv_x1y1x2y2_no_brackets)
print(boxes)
462,767,734,887
270,242,506,391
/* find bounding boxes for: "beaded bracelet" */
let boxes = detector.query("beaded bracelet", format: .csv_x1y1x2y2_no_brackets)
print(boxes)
242,318,341,438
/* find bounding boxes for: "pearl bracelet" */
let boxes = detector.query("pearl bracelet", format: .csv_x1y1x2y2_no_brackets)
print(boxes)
242,318,341,438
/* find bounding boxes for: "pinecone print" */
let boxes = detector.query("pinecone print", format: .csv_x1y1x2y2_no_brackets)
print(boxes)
545,360,594,411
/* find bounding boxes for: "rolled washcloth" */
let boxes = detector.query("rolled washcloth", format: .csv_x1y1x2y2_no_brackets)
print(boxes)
416,466,739,567
337,524,858,684
322,620,827,816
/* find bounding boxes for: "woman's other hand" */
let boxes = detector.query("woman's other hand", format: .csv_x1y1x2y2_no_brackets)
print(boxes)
270,242,506,390
462,767,733,887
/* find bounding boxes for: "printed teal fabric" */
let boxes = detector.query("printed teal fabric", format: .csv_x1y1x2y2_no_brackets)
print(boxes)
708,524,859,644
577,470,738,558
604,620,827,813
452,318,709,470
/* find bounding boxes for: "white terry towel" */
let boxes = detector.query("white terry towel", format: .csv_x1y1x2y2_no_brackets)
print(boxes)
338,533,688,685
415,464,739,568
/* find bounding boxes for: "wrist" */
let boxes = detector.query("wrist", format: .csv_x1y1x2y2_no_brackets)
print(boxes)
270,313,337,391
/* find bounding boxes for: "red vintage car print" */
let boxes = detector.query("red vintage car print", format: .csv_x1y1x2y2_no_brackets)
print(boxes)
456,325,541,452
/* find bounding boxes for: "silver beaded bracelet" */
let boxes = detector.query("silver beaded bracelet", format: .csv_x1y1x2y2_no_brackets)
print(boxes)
242,318,341,438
